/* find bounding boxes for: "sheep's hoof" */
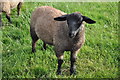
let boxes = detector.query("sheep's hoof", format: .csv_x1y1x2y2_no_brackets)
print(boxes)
32,49,36,53
17,14,20,16
70,71,76,75
56,70,62,75
43,47,46,50
9,21,12,24
41,47,46,50
70,68,76,75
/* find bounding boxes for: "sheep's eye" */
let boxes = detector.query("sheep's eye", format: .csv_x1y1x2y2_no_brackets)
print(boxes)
77,21,82,25
77,21,80,23
77,18,81,23
77,22,82,28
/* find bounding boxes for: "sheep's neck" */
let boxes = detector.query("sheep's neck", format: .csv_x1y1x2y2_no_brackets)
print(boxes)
73,26,85,42
71,26,85,51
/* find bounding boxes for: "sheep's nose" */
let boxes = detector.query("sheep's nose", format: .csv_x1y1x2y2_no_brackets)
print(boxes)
69,32,75,38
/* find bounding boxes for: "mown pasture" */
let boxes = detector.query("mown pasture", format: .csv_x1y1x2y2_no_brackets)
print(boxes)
1,2,119,78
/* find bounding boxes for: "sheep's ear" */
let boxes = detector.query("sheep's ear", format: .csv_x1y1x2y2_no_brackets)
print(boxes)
82,16,96,24
54,15,68,21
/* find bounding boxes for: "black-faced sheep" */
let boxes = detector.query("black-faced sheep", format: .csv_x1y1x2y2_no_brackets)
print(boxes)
0,0,23,25
30,6,96,75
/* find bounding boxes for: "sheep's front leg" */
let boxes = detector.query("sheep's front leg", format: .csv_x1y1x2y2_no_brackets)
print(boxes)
70,49,79,75
43,42,46,50
56,51,64,75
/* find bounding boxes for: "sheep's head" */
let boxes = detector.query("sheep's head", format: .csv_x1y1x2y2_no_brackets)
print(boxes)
54,12,96,38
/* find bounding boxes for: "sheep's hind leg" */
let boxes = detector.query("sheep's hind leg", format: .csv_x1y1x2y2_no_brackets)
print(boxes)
6,14,12,23
17,2,22,16
70,50,79,75
43,42,46,50
32,39,38,53
30,27,39,53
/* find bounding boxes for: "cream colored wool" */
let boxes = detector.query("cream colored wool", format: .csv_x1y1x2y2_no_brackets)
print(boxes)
0,0,23,14
30,6,85,57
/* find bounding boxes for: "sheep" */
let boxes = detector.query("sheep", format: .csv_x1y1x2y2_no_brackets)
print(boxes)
30,6,96,75
0,0,23,25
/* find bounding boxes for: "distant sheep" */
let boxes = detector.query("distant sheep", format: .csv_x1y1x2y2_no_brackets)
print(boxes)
0,0,23,25
30,6,96,75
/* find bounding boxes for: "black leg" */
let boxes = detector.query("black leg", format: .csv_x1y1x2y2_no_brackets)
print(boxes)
6,14,12,23
43,42,46,50
57,59,63,75
32,40,38,53
70,54,76,75
30,27,39,53
55,51,64,75
17,2,22,16
70,50,79,75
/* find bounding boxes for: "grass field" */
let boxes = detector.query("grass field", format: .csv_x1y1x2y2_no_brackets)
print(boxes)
1,2,119,78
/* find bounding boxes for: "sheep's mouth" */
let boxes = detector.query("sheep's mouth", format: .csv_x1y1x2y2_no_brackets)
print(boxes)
69,31,77,38
69,33,75,38
69,27,81,38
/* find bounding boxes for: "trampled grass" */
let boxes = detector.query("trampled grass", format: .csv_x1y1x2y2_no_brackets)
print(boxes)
1,2,119,78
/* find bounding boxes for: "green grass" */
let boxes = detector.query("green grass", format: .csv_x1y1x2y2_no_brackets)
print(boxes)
1,2,119,78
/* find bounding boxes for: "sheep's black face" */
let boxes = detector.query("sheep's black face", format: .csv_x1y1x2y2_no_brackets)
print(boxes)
67,13,83,38
54,12,96,38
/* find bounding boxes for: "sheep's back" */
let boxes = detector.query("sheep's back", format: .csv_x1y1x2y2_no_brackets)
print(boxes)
0,2,10,13
9,0,23,9
30,6,66,45
10,2,19,9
